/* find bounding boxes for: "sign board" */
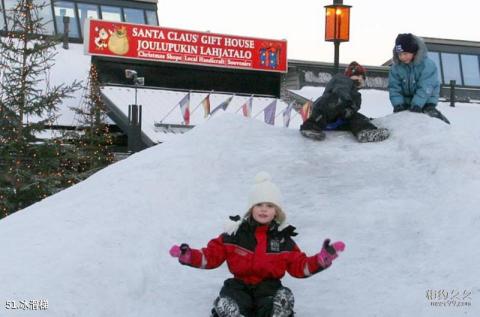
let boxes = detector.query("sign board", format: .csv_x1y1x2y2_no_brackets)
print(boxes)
84,19,287,73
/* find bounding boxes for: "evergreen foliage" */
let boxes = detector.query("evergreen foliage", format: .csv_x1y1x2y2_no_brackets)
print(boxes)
66,64,115,179
0,0,82,217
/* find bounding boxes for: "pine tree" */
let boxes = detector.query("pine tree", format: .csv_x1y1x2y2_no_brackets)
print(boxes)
67,64,115,178
0,0,82,218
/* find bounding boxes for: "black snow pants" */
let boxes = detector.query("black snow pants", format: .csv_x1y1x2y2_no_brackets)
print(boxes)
341,112,378,137
212,278,286,317
309,95,378,138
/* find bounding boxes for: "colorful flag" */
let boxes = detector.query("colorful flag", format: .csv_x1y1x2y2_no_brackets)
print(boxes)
300,100,312,122
283,102,294,127
263,100,277,125
178,93,190,125
241,96,253,117
201,94,211,118
210,95,233,116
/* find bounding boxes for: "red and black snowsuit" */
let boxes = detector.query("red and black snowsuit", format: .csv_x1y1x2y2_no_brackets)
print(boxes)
183,216,325,316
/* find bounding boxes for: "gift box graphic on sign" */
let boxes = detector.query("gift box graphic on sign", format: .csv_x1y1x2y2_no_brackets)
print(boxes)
259,42,282,69
93,25,129,55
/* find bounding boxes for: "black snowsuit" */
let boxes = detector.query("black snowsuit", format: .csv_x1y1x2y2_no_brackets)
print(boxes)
303,73,377,137
213,278,288,317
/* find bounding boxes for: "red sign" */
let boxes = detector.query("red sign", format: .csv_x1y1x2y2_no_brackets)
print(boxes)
84,19,287,73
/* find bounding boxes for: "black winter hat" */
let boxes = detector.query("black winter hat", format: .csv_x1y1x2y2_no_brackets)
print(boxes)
395,33,419,53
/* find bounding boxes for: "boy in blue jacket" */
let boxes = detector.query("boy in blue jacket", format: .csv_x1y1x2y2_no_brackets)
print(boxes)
389,33,449,124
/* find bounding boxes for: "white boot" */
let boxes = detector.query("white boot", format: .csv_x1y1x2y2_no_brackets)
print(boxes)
271,287,294,317
213,296,244,317
356,128,390,143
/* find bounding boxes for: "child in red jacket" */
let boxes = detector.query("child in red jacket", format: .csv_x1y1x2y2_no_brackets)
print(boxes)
169,172,345,317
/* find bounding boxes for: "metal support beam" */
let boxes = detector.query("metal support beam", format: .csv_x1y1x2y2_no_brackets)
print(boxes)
62,15,70,49
450,80,456,107
128,104,143,153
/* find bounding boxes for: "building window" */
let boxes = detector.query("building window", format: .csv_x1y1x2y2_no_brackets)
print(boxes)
0,1,5,31
100,5,122,22
441,53,462,85
460,54,480,87
427,51,442,83
34,0,55,34
2,0,54,34
2,1,158,38
145,10,158,26
77,2,98,38
123,7,145,24
3,0,20,31
54,1,80,38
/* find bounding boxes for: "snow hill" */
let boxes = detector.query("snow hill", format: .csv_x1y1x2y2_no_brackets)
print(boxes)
1,100,479,316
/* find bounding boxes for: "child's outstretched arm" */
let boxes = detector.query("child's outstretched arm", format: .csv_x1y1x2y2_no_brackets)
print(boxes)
286,239,345,278
169,235,227,269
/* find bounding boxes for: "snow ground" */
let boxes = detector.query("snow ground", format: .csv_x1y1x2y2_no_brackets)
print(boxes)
1,97,479,316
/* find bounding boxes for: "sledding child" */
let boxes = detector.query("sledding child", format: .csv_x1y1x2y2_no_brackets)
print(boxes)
388,33,449,124
169,172,345,317
300,61,390,142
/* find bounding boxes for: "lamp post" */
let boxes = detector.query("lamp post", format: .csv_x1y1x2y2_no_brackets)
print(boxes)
324,0,351,74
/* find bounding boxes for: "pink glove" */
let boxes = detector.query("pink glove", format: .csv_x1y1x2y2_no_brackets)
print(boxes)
316,239,345,268
169,243,192,264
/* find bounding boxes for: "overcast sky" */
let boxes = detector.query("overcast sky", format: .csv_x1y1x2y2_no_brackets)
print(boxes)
157,0,479,67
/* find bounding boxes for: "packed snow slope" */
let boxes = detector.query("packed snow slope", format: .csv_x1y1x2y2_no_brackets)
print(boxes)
1,105,480,317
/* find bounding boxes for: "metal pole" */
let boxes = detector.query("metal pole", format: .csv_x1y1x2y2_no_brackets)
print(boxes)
135,86,138,106
334,41,340,74
449,80,456,107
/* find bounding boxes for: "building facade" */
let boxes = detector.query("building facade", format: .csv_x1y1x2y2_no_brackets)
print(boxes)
423,37,480,101
2,2,479,101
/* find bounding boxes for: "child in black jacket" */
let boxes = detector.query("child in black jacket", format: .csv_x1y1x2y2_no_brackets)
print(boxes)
300,61,389,142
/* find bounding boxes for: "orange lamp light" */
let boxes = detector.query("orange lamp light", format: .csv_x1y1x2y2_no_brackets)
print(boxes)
325,3,351,42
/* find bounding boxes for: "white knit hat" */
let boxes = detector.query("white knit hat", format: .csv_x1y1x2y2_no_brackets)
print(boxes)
246,172,286,224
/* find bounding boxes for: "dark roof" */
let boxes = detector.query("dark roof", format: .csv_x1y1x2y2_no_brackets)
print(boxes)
421,37,480,48
288,59,389,72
